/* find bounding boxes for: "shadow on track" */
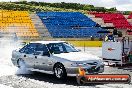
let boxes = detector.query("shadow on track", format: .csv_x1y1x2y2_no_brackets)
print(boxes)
17,72,104,86
108,64,132,72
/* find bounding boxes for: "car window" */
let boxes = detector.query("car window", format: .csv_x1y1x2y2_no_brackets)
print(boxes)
53,43,64,52
47,42,78,54
19,43,36,54
63,43,77,52
19,44,30,53
35,44,49,55
47,43,64,54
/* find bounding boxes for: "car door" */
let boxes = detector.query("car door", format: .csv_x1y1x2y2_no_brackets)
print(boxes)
20,43,36,68
33,43,52,71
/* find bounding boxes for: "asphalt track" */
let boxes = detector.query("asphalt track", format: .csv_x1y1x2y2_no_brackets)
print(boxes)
0,47,132,88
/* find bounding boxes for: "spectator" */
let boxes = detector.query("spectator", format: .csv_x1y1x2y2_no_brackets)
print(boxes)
128,51,132,63
105,32,114,41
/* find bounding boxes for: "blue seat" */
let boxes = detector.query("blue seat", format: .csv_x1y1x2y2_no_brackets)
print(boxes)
37,12,107,38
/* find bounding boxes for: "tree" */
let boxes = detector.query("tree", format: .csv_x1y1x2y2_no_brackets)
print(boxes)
83,5,91,10
108,7,117,11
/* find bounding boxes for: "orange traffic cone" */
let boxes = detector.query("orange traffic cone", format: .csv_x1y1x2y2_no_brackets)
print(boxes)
79,67,86,76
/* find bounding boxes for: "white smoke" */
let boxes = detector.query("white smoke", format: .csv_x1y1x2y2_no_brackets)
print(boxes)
0,34,32,76
16,59,33,75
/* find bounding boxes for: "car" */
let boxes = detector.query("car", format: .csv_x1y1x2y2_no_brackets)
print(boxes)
11,41,104,79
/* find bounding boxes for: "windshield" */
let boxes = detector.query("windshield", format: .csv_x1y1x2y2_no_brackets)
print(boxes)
46,42,78,54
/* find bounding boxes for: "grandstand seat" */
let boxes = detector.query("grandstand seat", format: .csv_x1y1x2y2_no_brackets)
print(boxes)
0,10,39,38
37,12,107,38
89,12,132,30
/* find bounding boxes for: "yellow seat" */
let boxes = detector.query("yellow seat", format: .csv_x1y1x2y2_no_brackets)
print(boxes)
0,10,39,37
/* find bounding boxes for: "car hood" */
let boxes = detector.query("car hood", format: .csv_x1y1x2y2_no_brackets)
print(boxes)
53,52,102,62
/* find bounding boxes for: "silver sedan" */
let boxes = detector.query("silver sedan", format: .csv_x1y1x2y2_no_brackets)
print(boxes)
11,41,104,79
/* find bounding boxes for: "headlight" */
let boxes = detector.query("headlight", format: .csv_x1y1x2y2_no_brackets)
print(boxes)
71,61,102,67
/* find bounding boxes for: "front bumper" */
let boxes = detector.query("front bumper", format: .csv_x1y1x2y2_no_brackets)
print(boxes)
66,65,104,77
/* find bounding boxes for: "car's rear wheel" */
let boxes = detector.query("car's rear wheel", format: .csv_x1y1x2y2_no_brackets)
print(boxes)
53,63,67,79
18,59,25,68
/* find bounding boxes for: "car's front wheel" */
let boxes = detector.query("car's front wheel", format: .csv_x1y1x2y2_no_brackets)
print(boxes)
53,63,67,79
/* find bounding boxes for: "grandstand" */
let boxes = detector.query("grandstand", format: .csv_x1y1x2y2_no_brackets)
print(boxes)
1,10,132,39
0,11,107,40
1,10,132,41
88,12,132,30
37,12,107,38
0,2,132,47
0,10,39,40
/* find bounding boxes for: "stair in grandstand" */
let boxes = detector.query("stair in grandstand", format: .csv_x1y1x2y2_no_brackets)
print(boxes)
127,19,132,24
128,13,132,19
30,14,51,38
124,15,129,18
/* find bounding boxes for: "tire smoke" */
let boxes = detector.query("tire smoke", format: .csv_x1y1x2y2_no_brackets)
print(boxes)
16,59,33,74
0,36,32,76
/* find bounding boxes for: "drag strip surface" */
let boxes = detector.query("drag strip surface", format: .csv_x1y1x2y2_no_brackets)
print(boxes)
0,47,132,88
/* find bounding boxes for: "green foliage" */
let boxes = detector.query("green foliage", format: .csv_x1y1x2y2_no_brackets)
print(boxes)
0,2,84,13
123,11,132,15
91,7,107,12
83,5,94,10
109,7,117,11
0,1,118,13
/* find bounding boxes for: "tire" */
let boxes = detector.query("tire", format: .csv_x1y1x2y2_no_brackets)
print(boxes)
17,59,32,74
18,59,26,68
53,63,67,79
77,77,85,85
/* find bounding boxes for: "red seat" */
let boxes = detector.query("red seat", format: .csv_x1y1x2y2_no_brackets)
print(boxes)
88,12,132,30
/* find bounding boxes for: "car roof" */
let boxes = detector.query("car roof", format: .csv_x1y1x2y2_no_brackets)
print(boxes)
30,41,66,44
